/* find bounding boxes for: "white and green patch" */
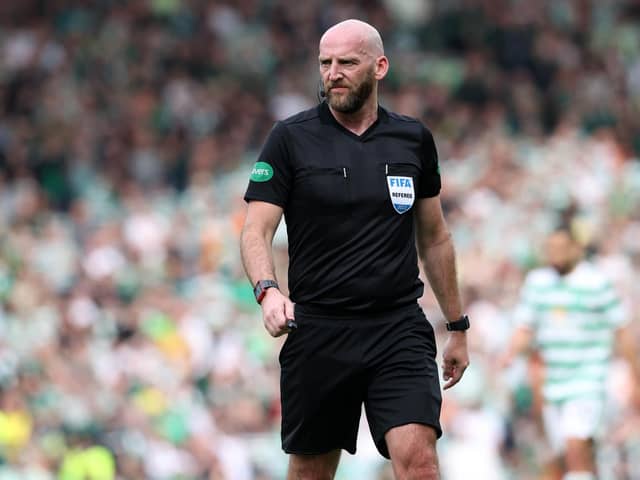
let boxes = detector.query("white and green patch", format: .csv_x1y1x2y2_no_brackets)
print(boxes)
250,162,273,182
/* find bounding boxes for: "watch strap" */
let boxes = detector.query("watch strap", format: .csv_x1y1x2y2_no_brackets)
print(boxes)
446,315,470,331
254,280,279,304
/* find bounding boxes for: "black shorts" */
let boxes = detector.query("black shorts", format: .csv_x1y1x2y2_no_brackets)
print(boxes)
279,303,442,459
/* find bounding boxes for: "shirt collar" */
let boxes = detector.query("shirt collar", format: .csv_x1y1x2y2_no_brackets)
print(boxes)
318,100,388,135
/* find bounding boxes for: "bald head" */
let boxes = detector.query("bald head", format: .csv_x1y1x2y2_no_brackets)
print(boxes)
318,19,388,117
320,19,384,59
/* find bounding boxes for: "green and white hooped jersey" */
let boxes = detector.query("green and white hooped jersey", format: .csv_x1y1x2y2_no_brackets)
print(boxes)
514,262,627,404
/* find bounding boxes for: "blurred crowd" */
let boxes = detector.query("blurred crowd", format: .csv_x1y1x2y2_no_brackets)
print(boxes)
1,0,640,479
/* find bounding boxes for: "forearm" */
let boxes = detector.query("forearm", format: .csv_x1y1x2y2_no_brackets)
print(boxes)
618,327,640,385
240,225,277,286
628,354,640,387
420,233,462,323
507,327,534,357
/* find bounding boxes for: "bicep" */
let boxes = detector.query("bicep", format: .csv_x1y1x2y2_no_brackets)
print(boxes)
244,122,292,208
243,201,284,242
415,196,449,248
418,125,441,197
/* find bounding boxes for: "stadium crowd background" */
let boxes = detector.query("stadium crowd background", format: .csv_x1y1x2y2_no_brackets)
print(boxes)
1,0,639,478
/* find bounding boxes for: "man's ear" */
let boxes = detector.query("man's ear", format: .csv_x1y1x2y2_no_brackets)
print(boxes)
375,56,389,80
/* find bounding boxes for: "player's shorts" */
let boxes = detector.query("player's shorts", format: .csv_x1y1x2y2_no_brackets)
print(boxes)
279,302,442,459
542,396,605,454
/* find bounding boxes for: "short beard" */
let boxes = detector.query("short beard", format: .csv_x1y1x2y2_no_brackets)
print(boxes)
326,69,375,114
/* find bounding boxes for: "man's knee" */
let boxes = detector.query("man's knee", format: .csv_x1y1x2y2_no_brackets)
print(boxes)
394,448,438,479
386,424,439,480
564,437,595,472
286,451,341,480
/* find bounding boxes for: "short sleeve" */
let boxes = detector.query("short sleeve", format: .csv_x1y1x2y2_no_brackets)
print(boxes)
244,122,292,208
599,281,628,329
417,126,441,198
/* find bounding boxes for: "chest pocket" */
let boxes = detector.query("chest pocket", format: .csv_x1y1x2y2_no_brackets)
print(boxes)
294,166,349,217
379,162,420,214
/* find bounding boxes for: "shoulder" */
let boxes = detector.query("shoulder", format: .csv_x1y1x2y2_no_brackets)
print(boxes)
569,262,614,290
267,106,322,143
263,105,320,137
280,105,322,127
384,108,424,130
522,267,558,289
385,109,422,126
383,108,436,141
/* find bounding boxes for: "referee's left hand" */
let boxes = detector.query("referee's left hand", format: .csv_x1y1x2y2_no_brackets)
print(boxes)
442,332,469,389
261,288,295,337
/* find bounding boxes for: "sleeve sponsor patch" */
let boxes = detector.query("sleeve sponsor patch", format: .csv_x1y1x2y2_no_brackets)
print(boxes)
250,162,274,182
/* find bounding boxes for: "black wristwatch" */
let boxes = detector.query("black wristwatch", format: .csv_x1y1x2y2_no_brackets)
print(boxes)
446,315,470,331
254,280,279,304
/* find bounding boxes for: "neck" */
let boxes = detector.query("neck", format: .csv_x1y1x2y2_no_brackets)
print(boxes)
329,96,379,136
556,260,579,276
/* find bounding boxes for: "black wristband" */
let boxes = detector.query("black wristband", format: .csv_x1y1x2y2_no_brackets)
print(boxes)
446,315,470,331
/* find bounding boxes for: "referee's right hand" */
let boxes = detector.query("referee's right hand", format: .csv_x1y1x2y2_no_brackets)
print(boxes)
261,288,296,337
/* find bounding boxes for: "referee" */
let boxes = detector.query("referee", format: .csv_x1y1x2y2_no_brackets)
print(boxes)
240,19,469,480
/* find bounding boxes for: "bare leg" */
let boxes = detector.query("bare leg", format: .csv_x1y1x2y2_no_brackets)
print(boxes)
286,450,342,480
541,455,564,480
386,423,439,480
563,437,596,480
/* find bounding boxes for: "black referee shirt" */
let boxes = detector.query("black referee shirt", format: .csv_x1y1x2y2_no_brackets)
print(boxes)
244,101,441,313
